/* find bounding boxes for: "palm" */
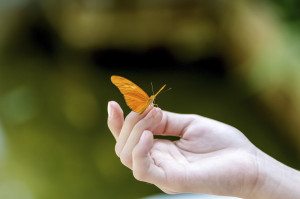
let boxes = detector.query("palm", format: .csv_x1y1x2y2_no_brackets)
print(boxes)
149,117,257,195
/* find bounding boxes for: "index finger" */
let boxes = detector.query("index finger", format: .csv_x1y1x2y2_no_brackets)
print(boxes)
152,111,197,137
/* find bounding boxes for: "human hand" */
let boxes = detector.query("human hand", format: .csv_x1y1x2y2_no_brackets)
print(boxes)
107,101,300,199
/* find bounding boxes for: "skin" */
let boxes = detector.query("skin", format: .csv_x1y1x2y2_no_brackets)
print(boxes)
107,101,300,199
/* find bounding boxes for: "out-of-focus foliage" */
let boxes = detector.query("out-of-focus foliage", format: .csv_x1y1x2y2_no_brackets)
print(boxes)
0,0,299,198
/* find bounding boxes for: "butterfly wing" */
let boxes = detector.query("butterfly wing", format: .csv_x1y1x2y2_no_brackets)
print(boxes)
111,75,150,113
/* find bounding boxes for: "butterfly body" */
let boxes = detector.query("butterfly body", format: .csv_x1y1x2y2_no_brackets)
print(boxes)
111,75,166,114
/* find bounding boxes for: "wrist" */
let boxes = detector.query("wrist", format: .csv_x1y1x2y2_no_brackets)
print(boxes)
249,149,300,199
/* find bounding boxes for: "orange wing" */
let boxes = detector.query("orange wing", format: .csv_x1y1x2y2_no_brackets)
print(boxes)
111,75,151,113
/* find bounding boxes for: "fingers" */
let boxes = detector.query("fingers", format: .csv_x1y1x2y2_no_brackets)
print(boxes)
119,108,163,168
115,105,153,156
153,110,197,137
132,130,165,185
107,101,124,139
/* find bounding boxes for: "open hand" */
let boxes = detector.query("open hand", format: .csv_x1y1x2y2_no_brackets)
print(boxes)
107,101,261,198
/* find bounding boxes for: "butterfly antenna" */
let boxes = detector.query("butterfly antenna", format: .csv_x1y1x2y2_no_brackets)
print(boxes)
159,87,172,96
153,85,171,106
153,84,166,97
151,82,154,95
163,87,172,94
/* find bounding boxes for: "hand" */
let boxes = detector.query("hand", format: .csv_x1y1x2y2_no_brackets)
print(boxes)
107,101,300,199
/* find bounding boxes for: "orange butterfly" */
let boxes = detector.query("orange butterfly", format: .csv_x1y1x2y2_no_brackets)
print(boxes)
111,75,166,114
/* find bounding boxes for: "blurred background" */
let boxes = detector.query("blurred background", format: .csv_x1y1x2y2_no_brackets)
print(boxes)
0,0,299,198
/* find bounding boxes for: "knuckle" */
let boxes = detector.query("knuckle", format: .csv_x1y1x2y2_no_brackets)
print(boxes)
124,112,138,123
188,114,201,122
133,120,147,131
114,144,120,157
134,112,160,129
119,151,132,167
131,119,151,135
132,169,146,181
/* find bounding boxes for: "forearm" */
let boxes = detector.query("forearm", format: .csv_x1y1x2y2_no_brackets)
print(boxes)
250,149,300,199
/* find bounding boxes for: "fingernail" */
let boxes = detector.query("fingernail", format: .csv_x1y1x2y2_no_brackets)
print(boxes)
107,101,113,119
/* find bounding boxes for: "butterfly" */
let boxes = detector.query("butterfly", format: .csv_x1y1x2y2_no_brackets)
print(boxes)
111,75,166,114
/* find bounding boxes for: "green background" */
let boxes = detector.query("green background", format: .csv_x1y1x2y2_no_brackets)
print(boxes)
0,0,299,198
